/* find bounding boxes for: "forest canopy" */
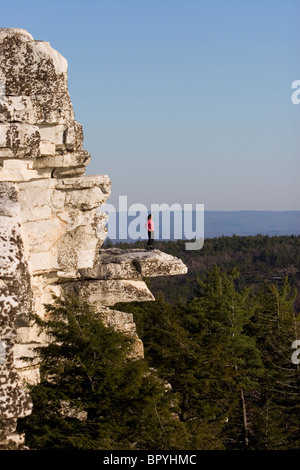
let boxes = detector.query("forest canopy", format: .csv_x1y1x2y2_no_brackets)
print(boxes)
19,235,300,450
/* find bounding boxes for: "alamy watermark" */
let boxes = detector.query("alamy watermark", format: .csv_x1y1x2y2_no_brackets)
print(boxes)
101,197,204,251
290,83,300,363
291,340,300,365
291,80,300,105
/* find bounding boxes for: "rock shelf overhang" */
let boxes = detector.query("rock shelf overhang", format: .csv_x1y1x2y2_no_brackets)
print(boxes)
0,28,188,447
81,248,188,280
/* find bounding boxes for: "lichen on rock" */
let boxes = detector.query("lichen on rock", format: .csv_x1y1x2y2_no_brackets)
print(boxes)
0,182,33,447
0,28,188,446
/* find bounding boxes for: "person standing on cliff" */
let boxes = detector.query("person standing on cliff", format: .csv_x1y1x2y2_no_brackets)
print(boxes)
145,214,155,250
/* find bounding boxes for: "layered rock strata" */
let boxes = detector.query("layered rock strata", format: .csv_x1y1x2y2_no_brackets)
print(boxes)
0,182,33,446
0,28,187,447
66,248,188,306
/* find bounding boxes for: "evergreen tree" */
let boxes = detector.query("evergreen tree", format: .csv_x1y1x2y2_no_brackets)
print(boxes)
18,295,188,450
117,266,265,449
250,278,300,449
185,266,264,449
115,293,223,449
17,247,300,450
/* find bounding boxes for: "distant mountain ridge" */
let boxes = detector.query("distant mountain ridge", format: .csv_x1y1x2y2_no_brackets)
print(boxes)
106,210,300,242
203,211,300,238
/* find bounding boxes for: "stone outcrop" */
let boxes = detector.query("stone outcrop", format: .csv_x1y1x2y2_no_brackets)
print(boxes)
0,182,33,446
81,248,188,280
0,28,187,447
99,307,144,358
65,248,188,306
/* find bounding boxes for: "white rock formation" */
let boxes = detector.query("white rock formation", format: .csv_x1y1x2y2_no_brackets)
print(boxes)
65,248,188,306
0,28,187,447
82,248,188,280
0,183,33,445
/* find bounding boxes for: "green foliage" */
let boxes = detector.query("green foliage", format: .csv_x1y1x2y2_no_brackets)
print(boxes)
18,295,188,450
18,234,300,450
116,235,300,306
249,279,300,449
116,266,300,450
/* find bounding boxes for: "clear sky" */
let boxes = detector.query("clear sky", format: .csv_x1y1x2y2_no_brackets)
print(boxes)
1,0,299,210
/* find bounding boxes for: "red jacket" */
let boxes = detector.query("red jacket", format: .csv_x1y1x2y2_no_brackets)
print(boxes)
145,219,154,231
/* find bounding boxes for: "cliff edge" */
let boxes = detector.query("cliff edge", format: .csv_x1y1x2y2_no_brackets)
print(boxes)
0,28,187,447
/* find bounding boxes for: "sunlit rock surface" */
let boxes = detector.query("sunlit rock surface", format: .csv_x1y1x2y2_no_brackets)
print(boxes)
80,248,188,280
0,28,187,446
0,182,33,447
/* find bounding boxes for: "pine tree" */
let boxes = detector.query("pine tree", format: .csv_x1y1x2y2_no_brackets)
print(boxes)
250,278,300,449
116,266,265,449
115,293,221,449
18,295,188,450
186,266,264,449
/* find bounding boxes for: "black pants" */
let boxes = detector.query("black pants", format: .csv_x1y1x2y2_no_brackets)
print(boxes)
147,230,154,247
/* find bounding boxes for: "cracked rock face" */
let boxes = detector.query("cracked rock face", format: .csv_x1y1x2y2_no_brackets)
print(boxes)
0,28,83,179
0,28,188,446
0,182,33,446
0,28,112,444
0,28,112,383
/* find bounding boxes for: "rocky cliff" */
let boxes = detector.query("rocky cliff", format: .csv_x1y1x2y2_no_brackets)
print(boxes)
0,28,187,447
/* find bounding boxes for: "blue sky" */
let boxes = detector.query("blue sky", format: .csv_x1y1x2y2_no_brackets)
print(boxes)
2,0,299,210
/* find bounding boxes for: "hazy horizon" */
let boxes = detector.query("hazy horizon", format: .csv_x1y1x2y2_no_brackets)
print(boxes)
102,208,300,242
